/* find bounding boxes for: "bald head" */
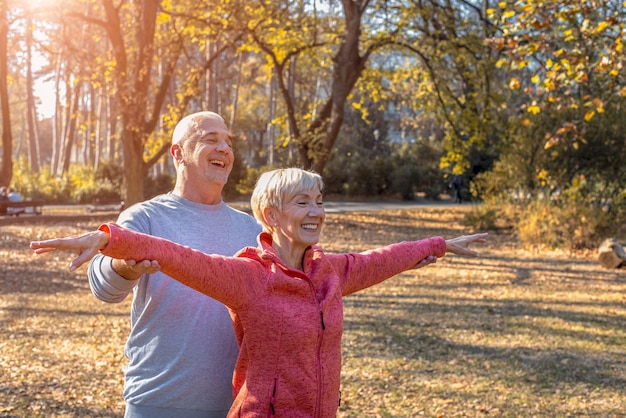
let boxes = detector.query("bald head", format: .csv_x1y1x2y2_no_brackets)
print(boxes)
172,111,228,146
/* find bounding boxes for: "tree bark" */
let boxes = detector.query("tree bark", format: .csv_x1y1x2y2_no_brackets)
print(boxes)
25,13,40,172
59,81,82,175
0,0,13,187
598,239,626,269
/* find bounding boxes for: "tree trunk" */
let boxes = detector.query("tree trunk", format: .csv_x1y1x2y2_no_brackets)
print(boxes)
94,91,102,171
308,0,370,174
229,51,244,131
266,72,277,166
265,0,371,174
0,0,13,187
598,239,626,269
121,129,146,205
25,13,40,172
204,39,220,112
50,51,63,176
106,94,117,161
60,81,82,175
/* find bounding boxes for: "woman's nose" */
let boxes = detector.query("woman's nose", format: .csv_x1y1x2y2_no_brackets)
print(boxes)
309,204,324,217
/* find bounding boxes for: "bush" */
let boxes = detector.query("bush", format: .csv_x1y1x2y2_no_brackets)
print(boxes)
10,159,122,204
11,158,71,203
144,173,175,200
324,140,445,200
234,166,268,197
461,206,499,231
516,198,615,250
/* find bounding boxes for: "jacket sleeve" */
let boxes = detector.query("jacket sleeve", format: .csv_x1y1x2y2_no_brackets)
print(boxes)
87,208,149,303
326,237,446,296
98,223,262,308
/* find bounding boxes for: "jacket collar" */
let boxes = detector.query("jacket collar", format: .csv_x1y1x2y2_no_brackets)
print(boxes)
252,232,324,279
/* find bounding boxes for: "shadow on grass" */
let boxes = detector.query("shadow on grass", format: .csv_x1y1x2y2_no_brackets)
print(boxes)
0,379,123,418
0,263,92,295
343,289,626,392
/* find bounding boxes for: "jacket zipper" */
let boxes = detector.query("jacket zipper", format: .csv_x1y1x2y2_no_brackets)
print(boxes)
315,299,325,417
268,376,278,417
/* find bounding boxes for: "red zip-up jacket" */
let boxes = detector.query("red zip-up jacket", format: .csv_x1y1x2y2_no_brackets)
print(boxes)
100,223,446,417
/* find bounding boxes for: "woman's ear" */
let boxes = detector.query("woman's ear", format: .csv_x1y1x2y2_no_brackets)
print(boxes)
263,207,278,227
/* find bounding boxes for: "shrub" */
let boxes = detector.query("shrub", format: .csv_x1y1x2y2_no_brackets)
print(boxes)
10,159,122,204
144,173,175,200
516,198,616,250
11,158,71,203
461,206,499,231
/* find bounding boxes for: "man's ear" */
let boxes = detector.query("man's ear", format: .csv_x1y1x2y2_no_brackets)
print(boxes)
171,144,183,163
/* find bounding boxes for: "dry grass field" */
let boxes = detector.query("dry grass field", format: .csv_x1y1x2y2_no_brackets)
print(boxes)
1,206,625,417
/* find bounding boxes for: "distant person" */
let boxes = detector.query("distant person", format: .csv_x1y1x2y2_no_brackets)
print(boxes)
6,187,25,215
451,175,464,204
86,111,262,417
7,187,23,202
31,167,487,417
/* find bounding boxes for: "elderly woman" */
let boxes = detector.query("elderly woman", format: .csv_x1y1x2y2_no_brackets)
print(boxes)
31,168,487,418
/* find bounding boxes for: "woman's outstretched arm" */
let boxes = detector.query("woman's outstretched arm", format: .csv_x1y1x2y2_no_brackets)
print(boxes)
31,230,111,272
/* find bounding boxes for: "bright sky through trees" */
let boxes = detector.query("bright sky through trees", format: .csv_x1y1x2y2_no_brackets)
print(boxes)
32,52,55,118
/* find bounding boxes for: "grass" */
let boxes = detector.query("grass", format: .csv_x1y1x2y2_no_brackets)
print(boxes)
1,207,626,417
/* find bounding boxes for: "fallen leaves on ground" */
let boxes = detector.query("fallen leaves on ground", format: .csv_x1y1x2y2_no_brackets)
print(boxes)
2,208,625,417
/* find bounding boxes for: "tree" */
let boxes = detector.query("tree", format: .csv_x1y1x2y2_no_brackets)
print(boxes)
63,0,244,205
24,9,40,172
0,0,12,187
387,0,505,176
487,0,626,198
493,0,626,141
246,0,385,174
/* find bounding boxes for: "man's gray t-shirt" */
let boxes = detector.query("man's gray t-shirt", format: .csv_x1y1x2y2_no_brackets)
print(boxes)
88,194,261,417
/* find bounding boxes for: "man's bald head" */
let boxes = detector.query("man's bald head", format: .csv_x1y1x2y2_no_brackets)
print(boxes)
171,111,228,146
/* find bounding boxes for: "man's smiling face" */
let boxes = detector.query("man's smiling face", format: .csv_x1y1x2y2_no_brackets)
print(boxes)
181,116,234,187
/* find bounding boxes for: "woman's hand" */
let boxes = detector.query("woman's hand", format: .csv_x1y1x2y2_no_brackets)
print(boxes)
30,230,110,271
445,233,488,257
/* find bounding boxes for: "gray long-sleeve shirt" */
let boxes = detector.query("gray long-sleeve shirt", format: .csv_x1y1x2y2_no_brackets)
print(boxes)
88,194,261,417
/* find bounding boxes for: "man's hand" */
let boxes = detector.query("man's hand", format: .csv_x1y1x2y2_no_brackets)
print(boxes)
410,255,438,269
111,258,161,280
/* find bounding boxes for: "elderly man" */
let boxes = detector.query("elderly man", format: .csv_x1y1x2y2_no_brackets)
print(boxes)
87,112,262,418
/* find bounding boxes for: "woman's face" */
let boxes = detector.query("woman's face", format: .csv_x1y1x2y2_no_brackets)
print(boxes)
272,187,325,252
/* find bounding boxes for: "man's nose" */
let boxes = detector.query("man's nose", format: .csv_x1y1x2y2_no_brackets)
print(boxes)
215,138,231,151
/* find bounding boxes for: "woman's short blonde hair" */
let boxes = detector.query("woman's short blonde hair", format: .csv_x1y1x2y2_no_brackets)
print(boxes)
251,168,324,231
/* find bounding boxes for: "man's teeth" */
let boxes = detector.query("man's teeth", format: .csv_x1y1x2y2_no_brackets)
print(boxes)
302,224,317,230
210,160,225,167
